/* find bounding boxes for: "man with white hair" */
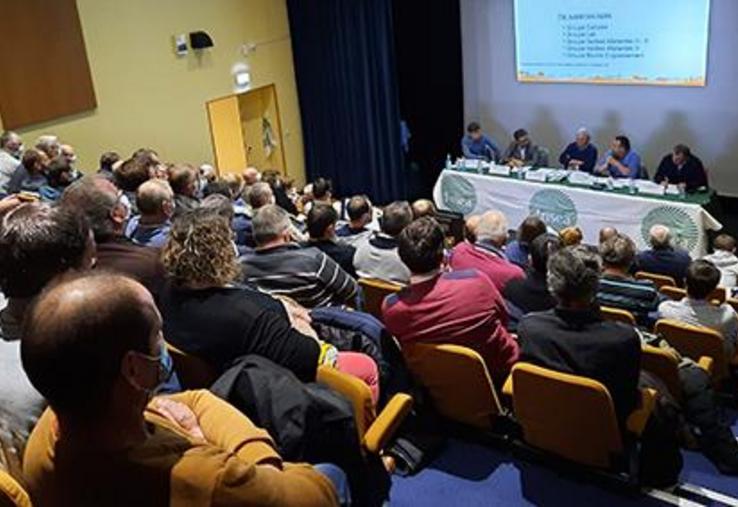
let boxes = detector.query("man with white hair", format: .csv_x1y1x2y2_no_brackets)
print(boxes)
0,131,23,192
449,210,524,291
35,135,60,160
559,127,598,173
125,179,175,248
635,224,692,286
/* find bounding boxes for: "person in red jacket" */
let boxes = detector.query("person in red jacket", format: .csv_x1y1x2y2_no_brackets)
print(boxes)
382,217,519,385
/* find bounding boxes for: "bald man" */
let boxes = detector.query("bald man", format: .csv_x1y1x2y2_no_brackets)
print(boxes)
22,274,339,507
411,199,436,220
636,224,692,286
599,226,619,245
450,210,524,291
125,179,175,248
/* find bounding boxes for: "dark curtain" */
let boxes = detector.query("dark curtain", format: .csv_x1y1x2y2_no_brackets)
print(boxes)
287,0,406,204
392,0,464,200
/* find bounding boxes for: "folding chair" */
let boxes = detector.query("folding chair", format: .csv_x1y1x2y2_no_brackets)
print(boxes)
403,343,504,430
635,271,677,289
358,278,403,320
600,306,637,327
165,342,218,389
641,344,713,400
654,319,730,383
0,469,31,507
317,366,413,454
508,362,656,474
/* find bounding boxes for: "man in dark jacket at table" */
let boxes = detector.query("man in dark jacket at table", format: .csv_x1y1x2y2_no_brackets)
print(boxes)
654,144,708,192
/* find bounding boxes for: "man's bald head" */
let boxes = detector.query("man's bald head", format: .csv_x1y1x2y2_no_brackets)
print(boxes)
465,215,481,243
136,179,174,217
22,274,160,418
476,210,509,246
649,224,672,249
599,227,619,245
243,167,261,185
411,199,436,219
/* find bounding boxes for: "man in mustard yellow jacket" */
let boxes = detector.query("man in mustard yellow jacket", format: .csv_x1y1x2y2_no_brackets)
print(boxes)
22,273,339,507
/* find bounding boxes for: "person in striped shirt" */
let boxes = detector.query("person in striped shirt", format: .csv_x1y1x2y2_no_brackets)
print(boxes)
242,204,358,308
597,233,663,327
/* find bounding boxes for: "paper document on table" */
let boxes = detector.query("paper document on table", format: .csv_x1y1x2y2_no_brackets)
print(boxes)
524,170,548,182
567,171,593,186
635,180,665,196
665,185,681,196
487,165,511,176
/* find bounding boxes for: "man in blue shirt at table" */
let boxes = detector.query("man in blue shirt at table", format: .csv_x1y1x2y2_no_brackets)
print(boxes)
461,122,500,163
559,127,598,173
594,135,641,179
654,144,708,193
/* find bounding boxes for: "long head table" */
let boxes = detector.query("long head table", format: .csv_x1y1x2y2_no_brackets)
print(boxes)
433,168,721,258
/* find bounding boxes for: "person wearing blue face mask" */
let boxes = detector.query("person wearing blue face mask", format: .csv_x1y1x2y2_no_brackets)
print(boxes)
21,273,342,506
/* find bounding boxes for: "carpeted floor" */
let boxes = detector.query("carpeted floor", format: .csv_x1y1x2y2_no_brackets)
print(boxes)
390,411,738,506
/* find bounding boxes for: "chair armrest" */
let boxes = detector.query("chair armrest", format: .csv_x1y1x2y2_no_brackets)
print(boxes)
697,356,714,375
502,374,513,398
364,394,413,454
626,388,658,436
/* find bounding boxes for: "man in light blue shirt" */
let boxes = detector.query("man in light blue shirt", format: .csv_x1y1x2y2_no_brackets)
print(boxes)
461,122,500,163
595,135,642,179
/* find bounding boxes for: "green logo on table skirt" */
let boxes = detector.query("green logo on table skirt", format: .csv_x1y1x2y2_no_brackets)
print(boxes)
440,174,477,214
641,206,699,251
528,189,577,232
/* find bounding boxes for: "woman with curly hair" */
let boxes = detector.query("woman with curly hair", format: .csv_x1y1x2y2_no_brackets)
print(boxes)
159,208,379,401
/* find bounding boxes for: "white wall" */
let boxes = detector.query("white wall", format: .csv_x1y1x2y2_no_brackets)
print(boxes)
461,0,738,196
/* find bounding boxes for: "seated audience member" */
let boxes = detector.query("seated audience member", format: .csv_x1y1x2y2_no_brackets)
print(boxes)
196,164,217,198
249,181,275,213
40,159,75,202
517,246,641,426
222,173,245,203
243,166,261,187
303,177,335,215
599,226,619,245
654,144,708,192
503,234,561,329
125,179,175,248
559,127,598,173
559,226,583,247
597,234,661,326
0,203,93,450
659,260,737,358
22,274,340,507
501,129,548,168
0,131,22,192
354,201,413,285
263,170,299,216
383,218,518,384
506,216,547,269
449,210,525,291
60,176,165,297
594,135,642,179
98,151,120,178
59,144,81,178
464,214,481,243
113,157,152,215
34,134,61,161
8,149,49,194
636,224,691,286
336,195,373,246
411,198,436,219
169,163,200,217
161,209,377,397
307,204,357,278
461,121,500,163
703,234,738,288
243,205,358,307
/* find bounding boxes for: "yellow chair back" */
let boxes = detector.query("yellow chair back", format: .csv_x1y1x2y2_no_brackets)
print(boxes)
655,319,729,381
510,362,623,469
403,343,502,429
660,285,726,304
165,342,218,389
600,306,637,327
358,278,403,320
0,469,31,507
635,271,678,289
641,345,683,400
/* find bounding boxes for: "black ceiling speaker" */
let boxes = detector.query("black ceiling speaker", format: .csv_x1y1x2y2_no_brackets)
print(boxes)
189,31,214,50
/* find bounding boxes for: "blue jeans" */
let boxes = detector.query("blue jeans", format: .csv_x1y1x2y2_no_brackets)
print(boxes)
314,463,351,506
